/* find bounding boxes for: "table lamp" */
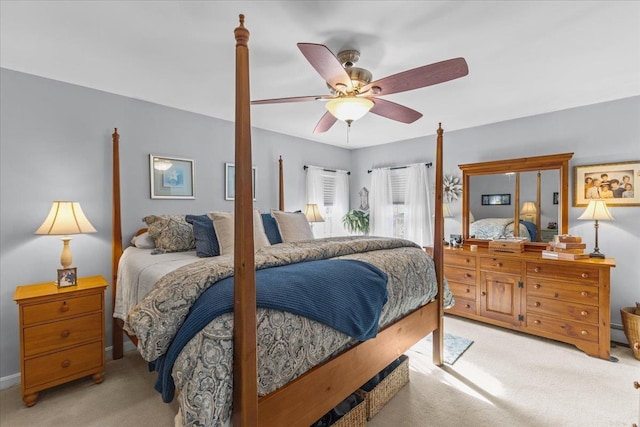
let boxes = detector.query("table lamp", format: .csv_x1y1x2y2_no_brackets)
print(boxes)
577,200,614,258
521,201,537,223
35,201,97,269
304,203,325,229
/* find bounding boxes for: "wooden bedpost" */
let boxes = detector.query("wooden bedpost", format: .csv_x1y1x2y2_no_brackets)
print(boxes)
111,128,124,360
233,14,258,426
278,155,284,210
432,123,444,366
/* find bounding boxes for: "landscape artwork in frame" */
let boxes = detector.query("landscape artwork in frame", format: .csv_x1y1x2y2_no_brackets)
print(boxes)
573,160,640,206
481,193,511,206
225,163,256,201
149,155,195,199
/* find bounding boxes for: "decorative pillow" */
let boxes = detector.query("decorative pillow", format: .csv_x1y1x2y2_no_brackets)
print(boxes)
130,231,155,249
271,210,314,243
207,210,270,256
261,213,282,245
185,214,220,257
142,214,195,253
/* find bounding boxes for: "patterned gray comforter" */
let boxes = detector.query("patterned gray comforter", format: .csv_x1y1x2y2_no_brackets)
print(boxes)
126,236,452,426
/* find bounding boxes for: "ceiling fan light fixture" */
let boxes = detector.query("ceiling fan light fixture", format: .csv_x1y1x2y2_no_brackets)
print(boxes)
325,97,374,123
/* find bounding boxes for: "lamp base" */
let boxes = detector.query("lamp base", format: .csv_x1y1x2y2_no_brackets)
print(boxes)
589,252,605,259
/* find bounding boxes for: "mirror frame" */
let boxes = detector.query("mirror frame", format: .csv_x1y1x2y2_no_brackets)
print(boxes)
460,152,574,249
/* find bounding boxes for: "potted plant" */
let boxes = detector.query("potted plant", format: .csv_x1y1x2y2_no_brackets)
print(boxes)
342,209,370,235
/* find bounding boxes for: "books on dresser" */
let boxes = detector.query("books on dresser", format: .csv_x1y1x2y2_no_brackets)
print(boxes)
541,250,590,260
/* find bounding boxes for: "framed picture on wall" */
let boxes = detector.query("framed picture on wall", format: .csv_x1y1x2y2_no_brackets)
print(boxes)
481,193,511,205
149,154,195,199
553,192,559,205
225,163,256,201
573,160,639,206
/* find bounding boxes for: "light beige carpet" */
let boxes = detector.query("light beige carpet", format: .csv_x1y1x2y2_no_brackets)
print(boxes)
1,316,637,427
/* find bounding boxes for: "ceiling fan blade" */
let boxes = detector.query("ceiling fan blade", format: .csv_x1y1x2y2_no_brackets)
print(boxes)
361,57,468,96
369,98,423,123
297,43,353,92
313,112,338,134
251,95,331,105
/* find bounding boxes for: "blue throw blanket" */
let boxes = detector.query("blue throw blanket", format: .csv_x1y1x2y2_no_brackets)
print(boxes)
151,258,388,402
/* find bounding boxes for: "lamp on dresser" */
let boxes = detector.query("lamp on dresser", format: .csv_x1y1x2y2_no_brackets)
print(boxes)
303,203,325,230
577,199,614,258
521,201,537,223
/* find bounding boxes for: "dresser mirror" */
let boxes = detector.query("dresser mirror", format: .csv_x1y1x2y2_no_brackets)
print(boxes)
459,153,574,247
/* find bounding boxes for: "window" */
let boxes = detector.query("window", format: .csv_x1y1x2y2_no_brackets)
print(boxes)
390,168,407,239
306,167,349,238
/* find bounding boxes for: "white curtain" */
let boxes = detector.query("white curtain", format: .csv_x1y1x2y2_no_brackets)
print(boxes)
405,164,433,246
333,171,349,236
370,168,394,237
305,166,324,208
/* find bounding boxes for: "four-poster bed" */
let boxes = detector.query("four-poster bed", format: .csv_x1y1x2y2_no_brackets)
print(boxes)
111,15,447,427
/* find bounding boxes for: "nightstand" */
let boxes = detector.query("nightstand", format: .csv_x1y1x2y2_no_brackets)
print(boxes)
13,275,107,407
540,229,558,242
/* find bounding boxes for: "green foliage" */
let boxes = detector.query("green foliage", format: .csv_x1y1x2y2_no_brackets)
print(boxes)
342,209,370,235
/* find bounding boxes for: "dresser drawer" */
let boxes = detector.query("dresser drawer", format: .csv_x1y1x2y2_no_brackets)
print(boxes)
446,298,476,316
526,297,599,324
480,256,521,274
448,281,476,299
526,262,599,284
526,313,599,343
23,341,103,389
22,293,102,326
444,265,476,285
23,312,103,357
527,278,598,305
445,252,476,268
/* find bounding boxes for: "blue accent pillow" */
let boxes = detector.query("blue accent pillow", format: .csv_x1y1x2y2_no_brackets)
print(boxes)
261,213,282,244
185,214,220,257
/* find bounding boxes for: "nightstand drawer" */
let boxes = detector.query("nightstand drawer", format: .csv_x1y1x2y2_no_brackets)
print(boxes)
23,340,103,389
22,293,102,326
23,312,103,357
444,265,476,285
527,297,599,324
526,313,599,343
480,256,521,274
527,278,598,305
445,253,476,268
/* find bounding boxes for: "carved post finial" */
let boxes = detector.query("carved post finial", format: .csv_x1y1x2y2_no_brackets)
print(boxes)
235,14,249,46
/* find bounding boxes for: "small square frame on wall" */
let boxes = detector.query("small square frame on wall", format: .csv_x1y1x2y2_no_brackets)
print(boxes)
573,160,640,206
149,154,195,199
225,163,256,201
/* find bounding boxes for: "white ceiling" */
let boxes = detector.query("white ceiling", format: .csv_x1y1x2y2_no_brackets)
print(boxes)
1,1,639,149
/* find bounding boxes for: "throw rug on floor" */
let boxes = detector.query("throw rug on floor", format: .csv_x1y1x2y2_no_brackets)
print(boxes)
414,333,474,365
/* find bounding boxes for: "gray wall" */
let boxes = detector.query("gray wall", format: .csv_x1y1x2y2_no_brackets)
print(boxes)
2,67,638,388
0,68,351,387
351,95,640,345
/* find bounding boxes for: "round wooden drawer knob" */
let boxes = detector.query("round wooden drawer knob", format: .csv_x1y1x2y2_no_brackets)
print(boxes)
481,291,487,296
534,267,541,273
465,259,470,263
465,304,471,309
581,330,588,336
465,273,472,278
61,359,71,368
534,320,541,325
60,301,69,312
581,273,589,279
534,302,541,307
581,291,589,297
60,329,70,338
534,284,541,289
465,288,471,293
497,262,503,267
581,311,588,316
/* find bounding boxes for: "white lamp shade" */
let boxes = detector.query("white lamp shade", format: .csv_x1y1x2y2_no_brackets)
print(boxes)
325,97,374,122
304,204,325,223
35,201,97,235
577,200,615,221
521,201,537,215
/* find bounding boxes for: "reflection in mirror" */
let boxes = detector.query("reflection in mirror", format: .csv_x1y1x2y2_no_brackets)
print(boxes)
460,153,573,248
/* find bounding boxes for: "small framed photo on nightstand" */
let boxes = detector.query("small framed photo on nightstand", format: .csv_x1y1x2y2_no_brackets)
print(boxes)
57,267,77,288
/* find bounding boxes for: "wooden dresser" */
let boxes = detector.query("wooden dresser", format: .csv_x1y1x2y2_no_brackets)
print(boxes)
14,275,108,406
441,247,615,360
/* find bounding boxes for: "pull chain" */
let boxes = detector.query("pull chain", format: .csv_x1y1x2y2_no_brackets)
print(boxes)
346,120,352,144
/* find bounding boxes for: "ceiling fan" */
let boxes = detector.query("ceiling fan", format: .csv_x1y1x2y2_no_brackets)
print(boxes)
251,43,469,134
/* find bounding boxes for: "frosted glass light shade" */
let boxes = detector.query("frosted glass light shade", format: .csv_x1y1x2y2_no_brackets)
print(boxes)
303,204,325,223
325,97,374,122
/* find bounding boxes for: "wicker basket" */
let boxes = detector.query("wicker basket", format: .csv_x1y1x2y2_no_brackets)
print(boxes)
621,307,640,360
357,355,409,420
332,397,367,427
